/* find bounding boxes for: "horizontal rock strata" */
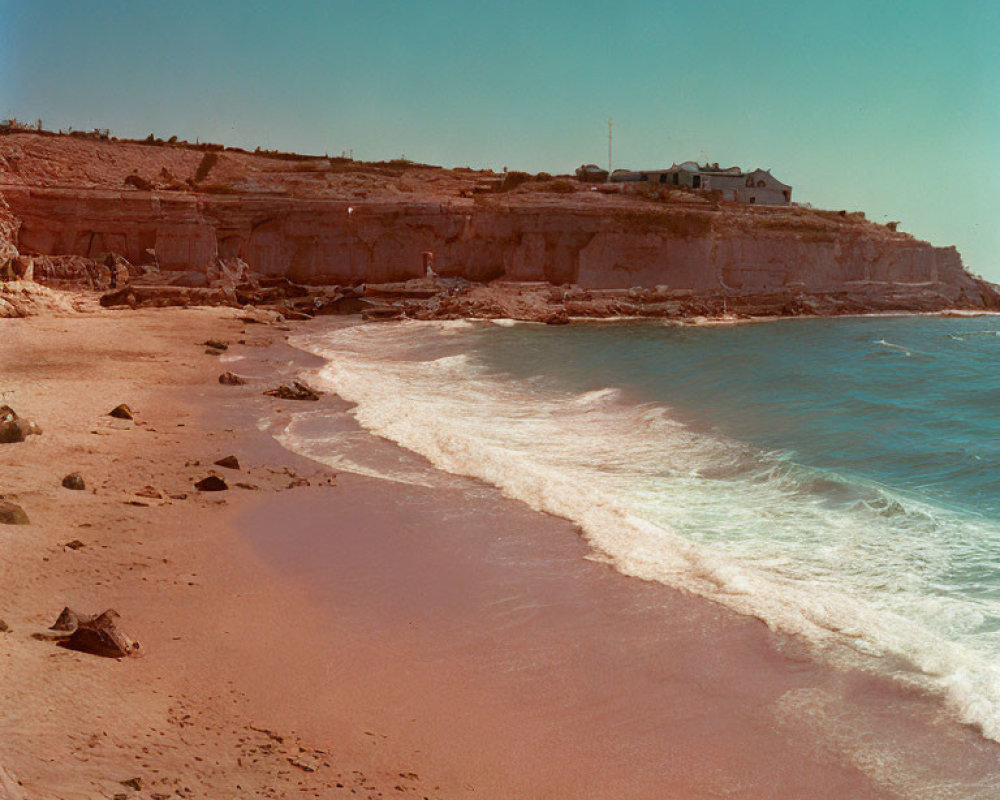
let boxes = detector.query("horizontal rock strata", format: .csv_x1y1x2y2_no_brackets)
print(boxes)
1,131,997,315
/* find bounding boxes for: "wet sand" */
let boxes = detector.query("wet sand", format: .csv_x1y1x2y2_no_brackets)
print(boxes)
2,305,998,799
243,465,1000,799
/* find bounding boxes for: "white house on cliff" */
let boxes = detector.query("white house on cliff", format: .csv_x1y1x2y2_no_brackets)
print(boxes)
605,161,792,205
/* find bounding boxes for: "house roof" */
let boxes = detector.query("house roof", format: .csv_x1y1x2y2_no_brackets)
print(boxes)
746,168,791,189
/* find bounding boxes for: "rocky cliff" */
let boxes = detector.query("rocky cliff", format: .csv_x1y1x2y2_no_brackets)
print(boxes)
1,131,996,313
0,192,20,270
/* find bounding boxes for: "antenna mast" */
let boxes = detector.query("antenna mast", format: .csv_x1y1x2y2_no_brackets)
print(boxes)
608,118,613,174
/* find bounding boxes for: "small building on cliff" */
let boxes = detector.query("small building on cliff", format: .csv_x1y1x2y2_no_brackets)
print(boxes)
575,163,609,183
610,161,792,205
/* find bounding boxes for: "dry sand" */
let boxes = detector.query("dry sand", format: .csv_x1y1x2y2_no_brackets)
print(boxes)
2,303,999,800
0,305,444,799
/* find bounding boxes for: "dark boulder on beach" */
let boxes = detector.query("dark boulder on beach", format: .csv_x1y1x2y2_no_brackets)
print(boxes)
35,607,141,658
0,418,26,443
194,475,228,492
213,455,240,470
0,501,29,525
61,472,86,490
0,405,41,443
108,403,133,420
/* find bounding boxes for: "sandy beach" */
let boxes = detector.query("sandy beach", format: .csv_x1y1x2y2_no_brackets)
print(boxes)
2,304,999,800
0,304,435,799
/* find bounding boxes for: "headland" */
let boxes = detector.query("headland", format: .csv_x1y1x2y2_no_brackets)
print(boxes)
1,129,997,322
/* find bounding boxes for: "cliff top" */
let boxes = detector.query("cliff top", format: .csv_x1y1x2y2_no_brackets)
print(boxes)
0,131,917,244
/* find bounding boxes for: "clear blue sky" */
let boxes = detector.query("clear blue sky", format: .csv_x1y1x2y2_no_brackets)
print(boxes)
2,1,997,279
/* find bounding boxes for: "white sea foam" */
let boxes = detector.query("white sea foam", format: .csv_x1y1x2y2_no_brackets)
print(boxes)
289,321,1000,742
274,408,458,488
873,338,913,356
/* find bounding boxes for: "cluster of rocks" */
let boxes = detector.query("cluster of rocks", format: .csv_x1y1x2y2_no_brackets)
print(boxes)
0,401,145,660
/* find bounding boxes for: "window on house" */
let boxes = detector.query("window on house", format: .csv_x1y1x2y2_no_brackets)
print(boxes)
659,173,667,184
692,175,701,189
672,173,679,186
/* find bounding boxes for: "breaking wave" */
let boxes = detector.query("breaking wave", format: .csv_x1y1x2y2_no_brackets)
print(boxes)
289,319,1000,743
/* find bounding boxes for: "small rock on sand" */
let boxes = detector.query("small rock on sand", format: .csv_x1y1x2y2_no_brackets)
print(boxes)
213,455,240,470
194,475,228,492
263,381,321,402
0,501,29,525
0,419,25,443
61,472,86,490
0,620,9,633
219,371,246,385
0,405,42,443
108,404,133,420
203,339,228,351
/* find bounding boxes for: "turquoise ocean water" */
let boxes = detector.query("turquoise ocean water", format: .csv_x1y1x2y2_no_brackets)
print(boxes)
293,314,1000,743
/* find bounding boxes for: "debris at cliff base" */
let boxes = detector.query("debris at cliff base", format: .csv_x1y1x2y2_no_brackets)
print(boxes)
100,285,239,309
0,279,82,317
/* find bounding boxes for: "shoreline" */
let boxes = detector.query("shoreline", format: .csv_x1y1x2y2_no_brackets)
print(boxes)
2,305,999,798
270,316,1000,796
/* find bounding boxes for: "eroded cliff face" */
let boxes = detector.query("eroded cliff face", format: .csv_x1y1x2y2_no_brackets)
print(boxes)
2,186,989,302
0,131,995,310
0,192,19,269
